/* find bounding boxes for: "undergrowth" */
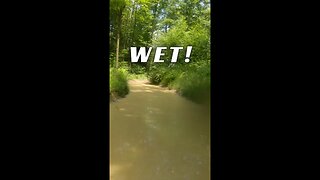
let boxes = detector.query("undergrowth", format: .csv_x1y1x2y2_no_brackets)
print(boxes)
147,61,210,104
110,68,129,99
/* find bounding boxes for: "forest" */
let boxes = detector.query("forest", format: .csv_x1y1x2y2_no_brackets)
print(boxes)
109,0,211,104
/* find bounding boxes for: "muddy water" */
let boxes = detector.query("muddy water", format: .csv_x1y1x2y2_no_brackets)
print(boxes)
110,80,210,180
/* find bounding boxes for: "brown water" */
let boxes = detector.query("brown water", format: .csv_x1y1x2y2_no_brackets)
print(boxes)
110,79,210,180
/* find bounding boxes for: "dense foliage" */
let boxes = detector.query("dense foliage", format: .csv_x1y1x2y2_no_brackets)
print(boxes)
110,0,211,104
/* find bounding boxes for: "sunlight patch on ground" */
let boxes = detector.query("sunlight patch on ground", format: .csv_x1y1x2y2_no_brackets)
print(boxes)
130,90,153,93
124,114,134,117
128,79,176,94
110,163,133,180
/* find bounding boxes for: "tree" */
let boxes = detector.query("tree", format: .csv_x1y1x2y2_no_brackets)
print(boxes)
110,0,127,68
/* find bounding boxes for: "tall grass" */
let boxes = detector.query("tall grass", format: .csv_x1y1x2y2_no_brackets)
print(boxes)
147,61,210,104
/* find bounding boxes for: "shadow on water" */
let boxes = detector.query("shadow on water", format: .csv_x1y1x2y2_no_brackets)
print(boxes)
110,80,210,180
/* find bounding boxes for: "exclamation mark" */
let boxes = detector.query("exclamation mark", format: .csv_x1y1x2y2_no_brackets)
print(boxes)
185,46,192,63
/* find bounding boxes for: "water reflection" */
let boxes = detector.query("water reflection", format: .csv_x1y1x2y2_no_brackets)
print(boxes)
110,80,210,180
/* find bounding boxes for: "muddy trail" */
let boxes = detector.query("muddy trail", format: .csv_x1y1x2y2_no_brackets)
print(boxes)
110,79,210,180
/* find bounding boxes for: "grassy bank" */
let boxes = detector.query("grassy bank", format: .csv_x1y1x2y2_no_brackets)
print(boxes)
110,68,129,100
147,61,210,105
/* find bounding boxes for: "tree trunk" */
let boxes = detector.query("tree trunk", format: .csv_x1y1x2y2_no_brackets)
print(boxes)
116,13,122,69
129,3,136,73
116,31,120,69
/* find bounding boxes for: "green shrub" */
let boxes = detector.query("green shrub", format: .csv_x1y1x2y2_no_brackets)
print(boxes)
160,66,183,87
174,71,210,104
147,65,166,85
147,62,210,104
174,62,210,104
110,68,129,98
